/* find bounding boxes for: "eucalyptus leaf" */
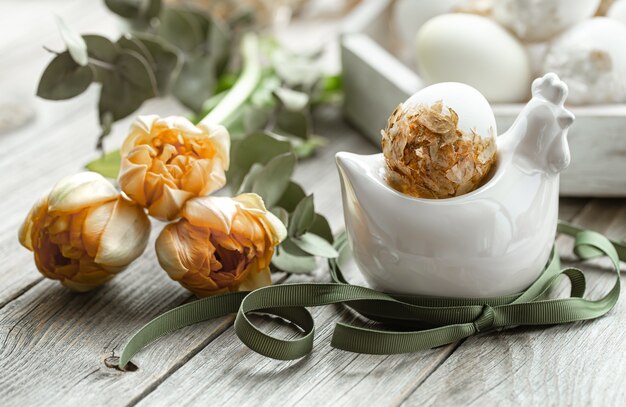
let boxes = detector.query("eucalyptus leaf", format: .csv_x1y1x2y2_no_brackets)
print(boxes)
237,162,264,194
85,149,122,179
56,17,88,66
105,0,161,21
159,7,204,53
98,49,157,121
270,207,289,227
37,52,93,100
272,242,317,274
274,87,309,111
243,106,270,133
84,35,119,64
291,135,325,159
308,213,333,243
289,194,315,237
312,73,342,105
228,131,292,191
250,75,280,107
275,181,305,212
173,53,217,112
276,109,309,139
250,152,296,208
271,48,321,89
118,34,181,94
291,233,339,258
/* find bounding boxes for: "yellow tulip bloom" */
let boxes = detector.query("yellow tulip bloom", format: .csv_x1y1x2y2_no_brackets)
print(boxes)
156,193,287,297
118,115,230,221
19,172,151,291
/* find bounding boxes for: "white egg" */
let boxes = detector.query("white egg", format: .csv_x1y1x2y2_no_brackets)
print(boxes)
393,0,465,46
543,18,626,104
493,0,600,42
416,14,531,103
608,0,626,24
403,82,497,140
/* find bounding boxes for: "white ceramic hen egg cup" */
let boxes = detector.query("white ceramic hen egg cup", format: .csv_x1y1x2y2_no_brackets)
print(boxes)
336,73,574,298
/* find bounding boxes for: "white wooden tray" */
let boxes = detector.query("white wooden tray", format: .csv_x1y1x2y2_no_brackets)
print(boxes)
340,0,626,197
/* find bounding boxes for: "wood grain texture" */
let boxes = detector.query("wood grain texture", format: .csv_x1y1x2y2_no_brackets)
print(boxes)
401,199,626,407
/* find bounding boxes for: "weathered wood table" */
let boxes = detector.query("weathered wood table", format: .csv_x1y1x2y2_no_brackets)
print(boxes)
1,2,624,406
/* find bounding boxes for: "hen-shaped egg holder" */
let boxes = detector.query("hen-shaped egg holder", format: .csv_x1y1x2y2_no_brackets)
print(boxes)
337,73,574,298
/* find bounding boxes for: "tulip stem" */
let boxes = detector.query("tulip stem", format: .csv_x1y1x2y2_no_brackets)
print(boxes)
201,33,262,127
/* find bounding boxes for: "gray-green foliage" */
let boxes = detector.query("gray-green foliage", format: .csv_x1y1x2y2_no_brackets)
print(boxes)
38,2,228,148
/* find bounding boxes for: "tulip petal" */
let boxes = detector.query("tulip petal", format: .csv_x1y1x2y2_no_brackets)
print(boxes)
198,123,231,169
157,115,204,136
182,196,236,233
121,115,159,155
233,193,267,213
48,172,118,213
19,194,48,251
149,184,193,221
82,200,115,259
155,224,189,280
95,197,150,267
263,210,288,244
237,266,271,292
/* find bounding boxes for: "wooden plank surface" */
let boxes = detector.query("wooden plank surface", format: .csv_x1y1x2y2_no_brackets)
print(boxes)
1,2,625,406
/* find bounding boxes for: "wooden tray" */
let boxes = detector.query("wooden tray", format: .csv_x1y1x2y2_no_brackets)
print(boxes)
340,0,626,197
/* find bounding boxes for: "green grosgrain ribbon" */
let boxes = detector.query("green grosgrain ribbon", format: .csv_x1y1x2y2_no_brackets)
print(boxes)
117,221,625,369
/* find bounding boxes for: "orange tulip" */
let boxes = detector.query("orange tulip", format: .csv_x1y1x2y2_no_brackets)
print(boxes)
118,115,230,221
155,193,287,296
19,172,151,291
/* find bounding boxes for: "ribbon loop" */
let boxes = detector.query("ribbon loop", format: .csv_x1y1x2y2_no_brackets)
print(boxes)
472,304,495,333
117,221,625,369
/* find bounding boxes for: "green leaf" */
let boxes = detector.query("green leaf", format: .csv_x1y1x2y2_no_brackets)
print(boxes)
105,0,161,21
272,240,317,274
37,51,93,100
118,34,181,94
228,131,291,191
56,17,88,66
237,162,264,194
243,106,270,133
312,74,343,105
274,87,309,111
271,48,320,88
276,109,309,139
291,233,339,258
275,181,305,212
291,135,326,159
308,214,333,243
159,7,204,53
250,75,281,107
289,195,315,237
98,49,157,121
172,54,217,113
270,207,289,227
250,153,296,208
85,149,121,179
84,35,119,66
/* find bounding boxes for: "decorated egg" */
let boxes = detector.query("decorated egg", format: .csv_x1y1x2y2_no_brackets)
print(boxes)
415,13,531,103
392,0,464,47
381,82,497,199
493,0,601,42
543,17,626,104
